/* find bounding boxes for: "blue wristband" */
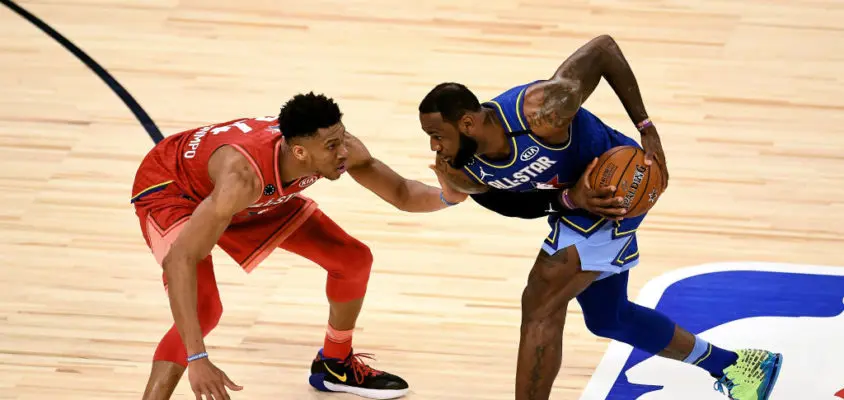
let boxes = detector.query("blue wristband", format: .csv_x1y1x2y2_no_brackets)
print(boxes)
440,191,458,207
187,352,208,363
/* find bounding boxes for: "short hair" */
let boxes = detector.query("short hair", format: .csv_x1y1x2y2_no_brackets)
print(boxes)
278,92,343,140
418,82,481,123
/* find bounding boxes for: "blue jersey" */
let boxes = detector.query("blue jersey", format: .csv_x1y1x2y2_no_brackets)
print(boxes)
463,81,640,192
463,80,645,248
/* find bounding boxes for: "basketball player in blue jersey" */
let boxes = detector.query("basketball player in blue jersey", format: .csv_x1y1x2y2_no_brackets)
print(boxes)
417,35,782,400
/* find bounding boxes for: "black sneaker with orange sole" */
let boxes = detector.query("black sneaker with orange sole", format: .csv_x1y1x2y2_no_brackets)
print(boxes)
309,349,409,399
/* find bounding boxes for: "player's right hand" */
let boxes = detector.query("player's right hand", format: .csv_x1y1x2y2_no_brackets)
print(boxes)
188,357,243,400
569,158,627,220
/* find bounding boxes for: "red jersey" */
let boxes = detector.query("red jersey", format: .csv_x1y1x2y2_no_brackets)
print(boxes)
131,116,321,224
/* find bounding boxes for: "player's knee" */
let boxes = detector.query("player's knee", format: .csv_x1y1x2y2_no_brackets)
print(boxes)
520,277,568,323
520,286,567,339
521,250,589,319
583,315,623,338
582,301,632,340
342,239,373,281
197,291,223,334
324,239,373,302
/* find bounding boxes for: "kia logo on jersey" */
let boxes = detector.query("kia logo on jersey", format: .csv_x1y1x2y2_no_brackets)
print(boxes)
520,146,540,162
299,176,318,188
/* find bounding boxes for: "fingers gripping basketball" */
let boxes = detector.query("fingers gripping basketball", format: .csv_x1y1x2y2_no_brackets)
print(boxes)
589,146,664,217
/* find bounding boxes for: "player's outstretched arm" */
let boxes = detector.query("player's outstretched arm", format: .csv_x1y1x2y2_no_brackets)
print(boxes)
161,146,258,397
345,133,468,212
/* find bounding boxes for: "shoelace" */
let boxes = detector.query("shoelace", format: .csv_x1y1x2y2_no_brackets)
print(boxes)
345,352,381,384
713,375,736,396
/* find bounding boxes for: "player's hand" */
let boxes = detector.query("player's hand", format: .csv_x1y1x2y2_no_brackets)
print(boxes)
188,357,243,400
568,158,627,221
428,153,485,197
429,161,469,205
640,127,668,191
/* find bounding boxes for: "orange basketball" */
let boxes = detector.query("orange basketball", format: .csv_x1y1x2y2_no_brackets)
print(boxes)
589,146,664,218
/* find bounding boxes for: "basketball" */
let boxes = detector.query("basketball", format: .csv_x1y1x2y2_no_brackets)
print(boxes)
589,146,664,218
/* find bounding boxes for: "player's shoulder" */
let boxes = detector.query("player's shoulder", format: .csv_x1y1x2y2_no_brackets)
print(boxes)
204,115,280,135
248,115,280,128
486,79,545,107
208,145,256,175
210,116,283,152
522,78,580,106
239,116,281,134
207,145,262,192
483,80,546,134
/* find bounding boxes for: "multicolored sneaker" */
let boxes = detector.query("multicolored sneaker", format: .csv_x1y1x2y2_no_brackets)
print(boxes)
309,349,409,399
713,349,783,400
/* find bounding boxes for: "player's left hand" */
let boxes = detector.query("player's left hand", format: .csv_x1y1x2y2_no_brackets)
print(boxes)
640,127,669,191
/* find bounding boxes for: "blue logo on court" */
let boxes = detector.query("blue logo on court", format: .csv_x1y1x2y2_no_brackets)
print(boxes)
581,262,844,400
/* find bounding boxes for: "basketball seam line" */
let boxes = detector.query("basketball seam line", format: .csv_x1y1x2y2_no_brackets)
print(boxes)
615,147,638,211
592,146,627,189
628,148,651,214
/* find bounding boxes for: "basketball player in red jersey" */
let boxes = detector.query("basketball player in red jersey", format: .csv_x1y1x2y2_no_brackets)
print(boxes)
130,92,468,400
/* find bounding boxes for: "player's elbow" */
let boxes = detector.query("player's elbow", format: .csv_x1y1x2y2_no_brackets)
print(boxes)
391,179,415,212
587,34,614,47
592,34,621,55
593,34,615,44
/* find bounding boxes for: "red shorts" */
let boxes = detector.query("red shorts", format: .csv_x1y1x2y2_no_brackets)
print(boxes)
133,184,318,273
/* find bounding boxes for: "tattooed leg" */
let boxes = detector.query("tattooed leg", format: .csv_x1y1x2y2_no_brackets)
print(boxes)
516,305,563,400
515,245,599,400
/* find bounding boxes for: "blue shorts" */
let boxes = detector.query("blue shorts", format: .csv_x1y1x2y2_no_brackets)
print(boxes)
541,212,645,281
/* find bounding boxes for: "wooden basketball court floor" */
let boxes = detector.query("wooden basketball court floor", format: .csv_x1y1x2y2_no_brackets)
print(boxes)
1,0,843,399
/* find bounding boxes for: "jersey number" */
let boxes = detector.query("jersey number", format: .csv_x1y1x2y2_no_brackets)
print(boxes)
183,116,276,159
210,116,276,135
211,120,251,135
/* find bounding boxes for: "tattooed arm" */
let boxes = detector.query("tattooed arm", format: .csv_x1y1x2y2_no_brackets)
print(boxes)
524,34,654,140
523,34,669,215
